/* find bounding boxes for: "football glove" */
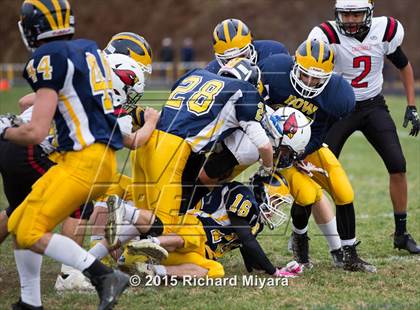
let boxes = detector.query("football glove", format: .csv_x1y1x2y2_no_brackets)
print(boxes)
403,106,419,137
295,160,329,178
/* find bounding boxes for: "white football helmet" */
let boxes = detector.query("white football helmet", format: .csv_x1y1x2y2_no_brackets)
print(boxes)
335,0,374,36
263,106,311,169
106,53,146,112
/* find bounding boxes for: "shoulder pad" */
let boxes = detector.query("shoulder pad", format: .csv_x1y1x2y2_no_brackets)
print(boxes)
382,17,399,42
318,21,341,44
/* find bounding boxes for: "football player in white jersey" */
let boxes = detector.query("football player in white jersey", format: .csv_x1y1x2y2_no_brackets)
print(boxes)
308,0,419,254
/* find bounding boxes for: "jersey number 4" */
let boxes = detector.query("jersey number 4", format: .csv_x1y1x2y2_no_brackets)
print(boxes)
86,52,114,114
166,75,224,116
351,56,371,88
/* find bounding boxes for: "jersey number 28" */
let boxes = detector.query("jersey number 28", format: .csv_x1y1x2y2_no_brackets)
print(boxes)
166,75,225,116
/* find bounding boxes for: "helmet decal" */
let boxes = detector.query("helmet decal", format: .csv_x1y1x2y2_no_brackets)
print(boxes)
269,114,284,136
113,69,139,87
283,112,298,139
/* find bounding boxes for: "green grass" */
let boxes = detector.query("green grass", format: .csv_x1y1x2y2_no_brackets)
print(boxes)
0,87,419,309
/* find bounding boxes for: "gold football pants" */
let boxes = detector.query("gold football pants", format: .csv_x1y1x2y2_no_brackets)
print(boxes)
8,143,117,248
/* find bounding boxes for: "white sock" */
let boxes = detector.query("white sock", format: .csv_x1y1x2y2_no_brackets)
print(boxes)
341,238,357,247
117,224,140,244
317,217,341,251
153,264,167,277
292,224,308,235
14,250,43,307
123,202,140,224
44,234,96,272
88,242,109,260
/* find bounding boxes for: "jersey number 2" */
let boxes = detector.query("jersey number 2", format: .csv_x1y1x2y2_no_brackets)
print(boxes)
351,56,371,88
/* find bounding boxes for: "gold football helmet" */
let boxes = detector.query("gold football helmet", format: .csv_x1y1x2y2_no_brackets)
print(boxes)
290,39,334,98
251,172,294,230
105,32,153,80
212,19,256,66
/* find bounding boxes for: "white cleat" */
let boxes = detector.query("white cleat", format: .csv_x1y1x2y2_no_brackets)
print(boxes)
105,194,125,248
54,268,94,291
127,239,168,262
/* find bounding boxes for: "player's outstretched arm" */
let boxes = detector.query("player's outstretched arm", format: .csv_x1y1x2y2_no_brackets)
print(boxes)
3,88,57,145
229,214,276,275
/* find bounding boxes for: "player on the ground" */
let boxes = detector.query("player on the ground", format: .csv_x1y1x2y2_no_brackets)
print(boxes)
127,173,298,279
0,1,129,308
308,0,419,254
205,18,289,74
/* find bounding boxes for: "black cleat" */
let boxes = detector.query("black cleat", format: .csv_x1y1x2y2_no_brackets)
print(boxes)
342,241,376,273
394,233,420,254
291,232,313,269
11,299,43,310
330,248,344,268
89,270,130,310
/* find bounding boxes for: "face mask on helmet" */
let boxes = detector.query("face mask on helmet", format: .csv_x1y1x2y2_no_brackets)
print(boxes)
218,57,261,90
107,53,145,113
105,32,153,81
251,173,294,230
290,40,334,99
335,0,374,37
274,145,298,169
213,19,257,66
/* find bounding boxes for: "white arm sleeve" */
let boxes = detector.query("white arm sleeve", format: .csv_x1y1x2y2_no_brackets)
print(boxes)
386,20,405,55
239,120,270,148
117,115,133,136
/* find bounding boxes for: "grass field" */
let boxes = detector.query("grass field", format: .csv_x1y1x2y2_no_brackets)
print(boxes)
0,87,419,309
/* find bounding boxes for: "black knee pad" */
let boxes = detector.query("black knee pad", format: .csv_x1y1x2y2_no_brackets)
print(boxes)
386,152,406,174
291,203,312,230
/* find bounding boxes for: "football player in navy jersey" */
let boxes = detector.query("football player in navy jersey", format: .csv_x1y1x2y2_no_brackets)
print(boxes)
0,1,129,308
205,18,289,74
259,40,375,272
128,173,297,279
131,58,281,231
308,0,419,254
